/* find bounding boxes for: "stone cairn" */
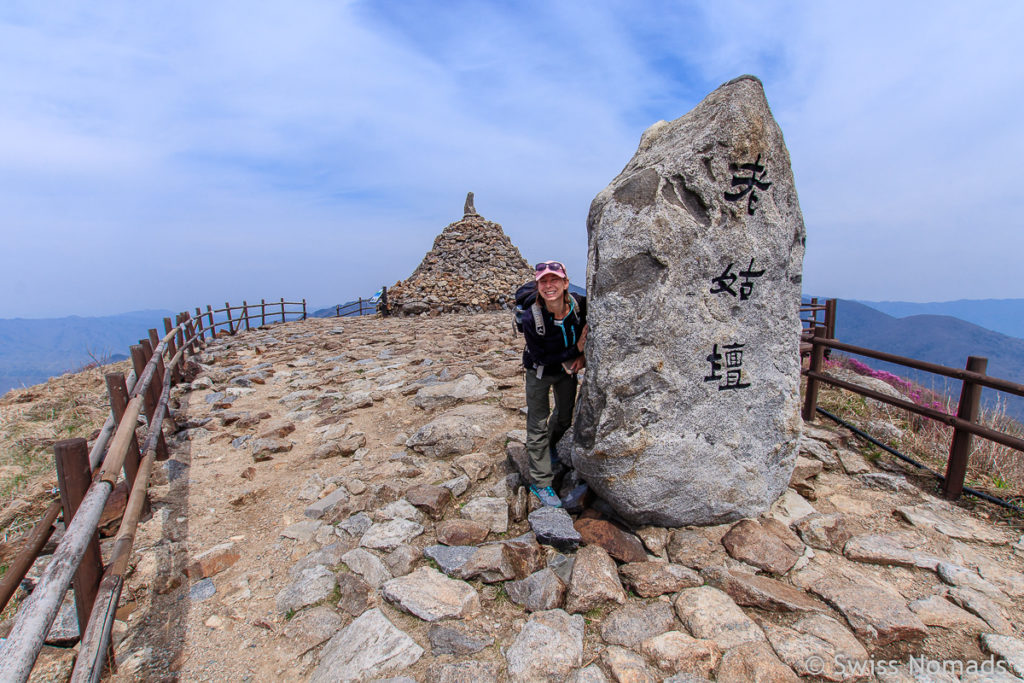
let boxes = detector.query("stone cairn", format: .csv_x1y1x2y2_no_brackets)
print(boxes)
385,193,535,316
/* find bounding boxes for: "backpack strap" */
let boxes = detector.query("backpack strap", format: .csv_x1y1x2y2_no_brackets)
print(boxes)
531,300,545,336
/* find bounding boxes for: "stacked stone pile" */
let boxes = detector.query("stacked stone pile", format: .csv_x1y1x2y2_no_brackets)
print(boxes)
386,196,535,315
90,311,1024,682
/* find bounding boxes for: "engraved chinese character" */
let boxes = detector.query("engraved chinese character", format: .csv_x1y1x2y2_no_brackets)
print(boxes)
711,258,766,300
704,342,750,390
724,154,771,215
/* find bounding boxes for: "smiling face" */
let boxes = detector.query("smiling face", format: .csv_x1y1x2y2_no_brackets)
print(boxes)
537,272,568,306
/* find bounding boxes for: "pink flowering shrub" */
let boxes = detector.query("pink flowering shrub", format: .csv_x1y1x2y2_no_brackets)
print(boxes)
824,355,951,415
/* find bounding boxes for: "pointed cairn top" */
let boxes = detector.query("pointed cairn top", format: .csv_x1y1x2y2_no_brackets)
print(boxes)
463,191,478,218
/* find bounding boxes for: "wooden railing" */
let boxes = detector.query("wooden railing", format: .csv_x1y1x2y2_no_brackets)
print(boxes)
0,293,351,681
801,309,1024,502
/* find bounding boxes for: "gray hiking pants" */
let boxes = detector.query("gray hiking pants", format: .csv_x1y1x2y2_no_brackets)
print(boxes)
525,369,578,487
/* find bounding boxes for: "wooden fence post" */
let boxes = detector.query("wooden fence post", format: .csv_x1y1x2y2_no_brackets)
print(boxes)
206,305,215,337
802,327,825,422
105,372,150,518
381,286,388,316
261,299,266,327
195,307,206,342
224,302,234,335
134,342,169,461
280,297,286,323
54,438,103,639
242,301,250,331
824,299,837,340
358,297,363,316
302,299,307,320
163,317,180,385
174,314,185,355
336,305,340,317
184,311,197,353
145,330,166,389
943,356,988,500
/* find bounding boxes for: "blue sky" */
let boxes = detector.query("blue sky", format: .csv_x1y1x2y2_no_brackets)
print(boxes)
2,1,1023,318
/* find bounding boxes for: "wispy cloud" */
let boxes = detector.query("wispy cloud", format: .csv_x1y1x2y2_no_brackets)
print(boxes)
1,1,1021,316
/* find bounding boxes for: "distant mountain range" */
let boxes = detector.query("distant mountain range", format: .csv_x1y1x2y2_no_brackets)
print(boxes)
857,298,1024,340
0,310,175,396
5,295,1024,424
831,299,1024,421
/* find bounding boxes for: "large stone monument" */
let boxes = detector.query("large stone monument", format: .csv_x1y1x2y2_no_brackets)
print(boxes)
573,75,806,527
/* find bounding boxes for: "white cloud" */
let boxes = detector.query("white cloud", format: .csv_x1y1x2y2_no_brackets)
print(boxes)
1,0,1022,316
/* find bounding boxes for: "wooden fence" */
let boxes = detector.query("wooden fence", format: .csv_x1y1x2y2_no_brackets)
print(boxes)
800,300,1024,502
0,294,363,681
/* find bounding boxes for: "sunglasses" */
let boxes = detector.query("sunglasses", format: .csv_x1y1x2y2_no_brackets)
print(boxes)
535,261,566,275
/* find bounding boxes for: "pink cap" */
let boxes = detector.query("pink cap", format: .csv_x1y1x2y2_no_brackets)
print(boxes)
534,261,567,280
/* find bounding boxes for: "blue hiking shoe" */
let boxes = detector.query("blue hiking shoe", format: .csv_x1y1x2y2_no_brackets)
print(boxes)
530,484,562,508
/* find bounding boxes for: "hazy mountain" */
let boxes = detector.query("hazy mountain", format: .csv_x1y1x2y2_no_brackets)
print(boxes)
832,299,1024,420
0,310,174,396
858,298,1024,340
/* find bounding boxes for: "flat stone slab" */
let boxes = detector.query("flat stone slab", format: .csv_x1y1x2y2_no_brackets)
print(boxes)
721,518,803,575
896,502,1011,545
804,567,927,647
565,545,627,613
946,587,1014,634
341,548,393,589
529,506,582,551
360,518,424,551
276,565,337,614
574,518,647,563
459,496,508,533
843,531,943,570
424,545,477,576
981,633,1024,678
674,586,766,650
505,609,584,683
717,642,799,682
602,645,662,682
428,623,494,656
640,631,721,678
701,566,826,613
600,601,677,649
619,561,702,598
765,614,868,682
310,608,423,683
436,519,490,546
505,568,566,612
381,567,480,622
908,595,988,631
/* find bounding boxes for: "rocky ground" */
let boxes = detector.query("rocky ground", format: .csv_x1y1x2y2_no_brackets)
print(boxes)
13,311,1024,681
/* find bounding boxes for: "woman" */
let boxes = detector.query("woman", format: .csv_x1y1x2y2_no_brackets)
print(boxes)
521,260,588,507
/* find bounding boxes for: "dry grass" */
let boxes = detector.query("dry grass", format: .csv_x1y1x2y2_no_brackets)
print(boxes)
813,355,1024,504
0,360,131,535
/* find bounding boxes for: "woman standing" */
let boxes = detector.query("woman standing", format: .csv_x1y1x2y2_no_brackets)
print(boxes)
521,261,588,507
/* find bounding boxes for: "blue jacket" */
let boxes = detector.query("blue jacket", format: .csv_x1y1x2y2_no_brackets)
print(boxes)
522,295,587,373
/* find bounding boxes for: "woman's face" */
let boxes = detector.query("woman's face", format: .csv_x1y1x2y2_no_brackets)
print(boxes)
537,273,568,304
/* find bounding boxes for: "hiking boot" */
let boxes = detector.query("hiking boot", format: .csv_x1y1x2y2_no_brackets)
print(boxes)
530,484,562,508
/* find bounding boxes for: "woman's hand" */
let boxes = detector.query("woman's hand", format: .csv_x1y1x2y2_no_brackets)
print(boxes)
577,323,589,352
569,355,587,374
